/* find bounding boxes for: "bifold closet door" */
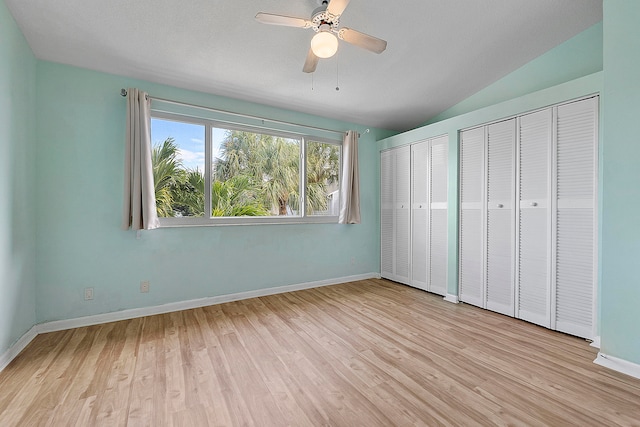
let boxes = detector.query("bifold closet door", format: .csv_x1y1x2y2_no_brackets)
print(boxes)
429,136,448,296
380,146,411,285
517,109,552,327
411,142,429,291
553,97,598,339
380,150,394,279
457,97,597,339
395,146,411,284
485,119,516,316
459,127,485,308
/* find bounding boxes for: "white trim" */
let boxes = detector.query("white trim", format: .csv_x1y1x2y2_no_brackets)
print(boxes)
0,326,38,373
158,213,340,227
590,336,601,349
443,294,459,304
594,352,640,380
37,273,379,334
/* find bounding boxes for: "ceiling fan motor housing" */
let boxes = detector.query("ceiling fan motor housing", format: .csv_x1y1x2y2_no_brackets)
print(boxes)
311,2,339,33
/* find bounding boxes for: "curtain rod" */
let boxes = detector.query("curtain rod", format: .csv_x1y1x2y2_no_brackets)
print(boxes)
120,89,368,138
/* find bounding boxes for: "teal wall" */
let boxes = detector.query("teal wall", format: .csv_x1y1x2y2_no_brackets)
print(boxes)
34,62,392,322
424,22,603,126
600,0,640,365
0,0,37,355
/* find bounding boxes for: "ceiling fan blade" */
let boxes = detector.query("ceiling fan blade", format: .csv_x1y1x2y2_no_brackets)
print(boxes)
326,0,351,17
303,48,319,73
338,28,387,54
255,13,311,28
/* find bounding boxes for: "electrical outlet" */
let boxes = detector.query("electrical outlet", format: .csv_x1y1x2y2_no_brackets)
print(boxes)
140,281,150,293
84,287,94,300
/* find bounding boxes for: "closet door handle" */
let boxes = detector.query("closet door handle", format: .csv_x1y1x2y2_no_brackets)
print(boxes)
530,202,538,207
497,204,504,208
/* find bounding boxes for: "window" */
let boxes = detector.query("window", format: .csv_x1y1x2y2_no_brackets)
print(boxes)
306,140,341,216
150,112,341,225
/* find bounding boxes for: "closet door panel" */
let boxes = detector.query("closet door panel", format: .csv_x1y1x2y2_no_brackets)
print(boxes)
429,136,448,296
460,210,483,306
380,150,394,279
459,127,485,308
486,209,513,314
553,97,597,339
395,207,411,282
430,136,449,204
430,210,448,296
411,142,429,290
518,209,550,325
517,109,552,327
555,209,594,337
485,119,516,316
395,146,411,284
411,209,428,288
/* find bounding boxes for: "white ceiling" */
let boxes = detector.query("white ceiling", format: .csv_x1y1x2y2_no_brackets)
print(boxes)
6,0,602,132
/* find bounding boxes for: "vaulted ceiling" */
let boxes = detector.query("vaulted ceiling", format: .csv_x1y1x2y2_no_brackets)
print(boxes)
6,0,602,132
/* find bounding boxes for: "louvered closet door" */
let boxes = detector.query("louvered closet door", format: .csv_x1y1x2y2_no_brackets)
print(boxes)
429,136,448,296
459,127,485,308
486,119,516,316
517,109,552,327
411,142,429,290
395,146,412,285
553,97,598,339
380,150,394,279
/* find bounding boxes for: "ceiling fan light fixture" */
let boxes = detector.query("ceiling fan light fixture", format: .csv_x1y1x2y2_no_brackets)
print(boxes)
256,0,387,73
311,30,338,58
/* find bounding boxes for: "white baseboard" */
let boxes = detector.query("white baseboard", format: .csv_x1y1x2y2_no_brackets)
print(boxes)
443,294,459,304
594,352,640,380
590,336,601,349
0,326,38,372
37,272,379,334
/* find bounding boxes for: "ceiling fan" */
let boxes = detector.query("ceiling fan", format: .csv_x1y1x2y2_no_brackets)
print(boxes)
255,0,387,73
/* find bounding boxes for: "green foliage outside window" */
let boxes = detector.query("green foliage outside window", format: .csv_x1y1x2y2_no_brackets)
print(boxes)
152,130,339,218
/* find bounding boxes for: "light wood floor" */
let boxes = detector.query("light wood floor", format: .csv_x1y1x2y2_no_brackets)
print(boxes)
1,279,639,426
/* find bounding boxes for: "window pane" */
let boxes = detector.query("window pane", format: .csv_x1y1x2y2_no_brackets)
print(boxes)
212,128,300,217
150,118,205,217
307,141,340,216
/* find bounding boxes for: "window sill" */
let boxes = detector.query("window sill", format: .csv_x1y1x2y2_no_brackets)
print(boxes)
157,216,340,227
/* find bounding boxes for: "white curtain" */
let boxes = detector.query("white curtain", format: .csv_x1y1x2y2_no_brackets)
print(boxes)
339,130,361,224
121,88,160,231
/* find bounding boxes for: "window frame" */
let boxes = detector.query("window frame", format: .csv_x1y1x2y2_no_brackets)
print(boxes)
150,110,342,227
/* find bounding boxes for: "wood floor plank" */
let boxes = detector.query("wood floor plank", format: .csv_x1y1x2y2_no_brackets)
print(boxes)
15,327,98,425
228,301,317,425
1,278,639,426
262,293,380,426
272,294,395,426
127,315,168,426
243,297,343,426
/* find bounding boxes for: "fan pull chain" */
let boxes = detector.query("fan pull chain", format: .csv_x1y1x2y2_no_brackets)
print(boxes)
336,53,340,91
311,72,314,91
